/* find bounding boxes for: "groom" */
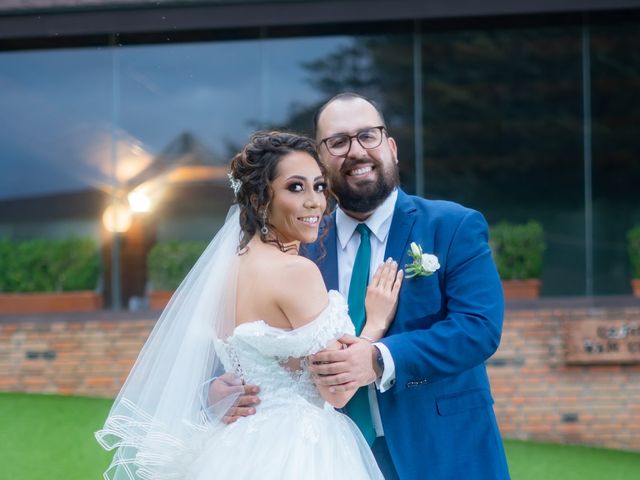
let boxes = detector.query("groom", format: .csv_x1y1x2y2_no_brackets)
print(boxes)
304,92,511,479
218,92,510,479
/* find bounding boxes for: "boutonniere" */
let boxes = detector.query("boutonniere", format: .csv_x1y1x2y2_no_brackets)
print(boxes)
405,242,440,279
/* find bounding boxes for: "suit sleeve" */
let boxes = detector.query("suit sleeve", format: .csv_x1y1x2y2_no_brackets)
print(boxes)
380,209,504,392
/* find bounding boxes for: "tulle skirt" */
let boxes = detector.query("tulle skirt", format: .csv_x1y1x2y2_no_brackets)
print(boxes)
186,396,383,480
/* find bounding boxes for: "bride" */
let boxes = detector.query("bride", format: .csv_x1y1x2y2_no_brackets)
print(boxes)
96,131,402,479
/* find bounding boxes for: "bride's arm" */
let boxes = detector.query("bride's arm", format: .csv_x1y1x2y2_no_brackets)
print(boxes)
276,256,357,408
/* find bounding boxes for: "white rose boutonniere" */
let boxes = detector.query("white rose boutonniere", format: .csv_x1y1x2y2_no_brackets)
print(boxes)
405,242,440,279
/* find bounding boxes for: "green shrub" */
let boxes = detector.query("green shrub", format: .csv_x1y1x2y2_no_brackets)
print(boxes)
0,237,100,293
147,241,207,291
628,226,640,279
490,220,546,280
0,239,11,292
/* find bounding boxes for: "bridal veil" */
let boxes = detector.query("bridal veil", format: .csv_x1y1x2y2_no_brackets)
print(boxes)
96,206,243,480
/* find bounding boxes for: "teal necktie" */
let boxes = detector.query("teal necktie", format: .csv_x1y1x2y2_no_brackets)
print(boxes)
346,223,376,444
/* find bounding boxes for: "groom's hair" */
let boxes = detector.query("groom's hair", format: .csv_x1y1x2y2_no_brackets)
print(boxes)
312,92,387,139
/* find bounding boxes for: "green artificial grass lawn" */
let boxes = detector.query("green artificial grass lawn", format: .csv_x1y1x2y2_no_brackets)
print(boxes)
0,392,113,480
504,439,640,480
1,392,640,480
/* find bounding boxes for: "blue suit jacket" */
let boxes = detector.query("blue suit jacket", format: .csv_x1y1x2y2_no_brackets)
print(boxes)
304,190,510,480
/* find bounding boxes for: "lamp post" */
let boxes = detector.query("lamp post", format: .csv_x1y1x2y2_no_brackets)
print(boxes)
102,199,132,310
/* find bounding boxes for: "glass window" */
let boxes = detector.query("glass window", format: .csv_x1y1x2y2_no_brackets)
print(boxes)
5,17,636,303
262,34,416,187
0,31,415,307
421,26,585,296
0,48,112,240
591,21,640,295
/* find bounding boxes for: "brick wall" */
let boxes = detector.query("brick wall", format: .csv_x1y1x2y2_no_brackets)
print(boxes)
1,303,640,451
488,303,640,451
0,314,152,397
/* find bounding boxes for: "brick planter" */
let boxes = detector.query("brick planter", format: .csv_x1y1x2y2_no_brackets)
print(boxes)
0,291,103,314
502,279,541,300
148,291,173,311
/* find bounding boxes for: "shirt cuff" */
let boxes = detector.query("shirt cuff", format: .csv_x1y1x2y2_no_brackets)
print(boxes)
373,342,396,392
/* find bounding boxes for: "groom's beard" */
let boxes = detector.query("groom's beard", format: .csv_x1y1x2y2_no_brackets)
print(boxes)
330,157,399,213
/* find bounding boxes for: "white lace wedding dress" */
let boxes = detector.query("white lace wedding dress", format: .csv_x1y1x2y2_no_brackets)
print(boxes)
186,291,383,480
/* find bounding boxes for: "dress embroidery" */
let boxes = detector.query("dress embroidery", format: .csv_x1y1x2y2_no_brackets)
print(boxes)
218,291,354,412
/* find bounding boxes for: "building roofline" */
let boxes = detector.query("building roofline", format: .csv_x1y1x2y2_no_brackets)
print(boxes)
1,0,639,48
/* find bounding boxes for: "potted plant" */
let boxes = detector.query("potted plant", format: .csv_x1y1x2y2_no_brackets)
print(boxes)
146,240,207,310
628,226,640,297
0,237,102,314
490,220,546,299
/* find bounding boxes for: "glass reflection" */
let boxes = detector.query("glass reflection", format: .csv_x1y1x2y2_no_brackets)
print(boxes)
421,27,584,296
591,21,640,295
2,19,638,303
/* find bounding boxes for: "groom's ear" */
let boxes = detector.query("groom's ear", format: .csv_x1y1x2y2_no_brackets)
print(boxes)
387,136,398,165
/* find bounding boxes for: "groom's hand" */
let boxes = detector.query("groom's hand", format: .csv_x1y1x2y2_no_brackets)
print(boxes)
223,385,261,424
208,373,261,424
309,335,378,392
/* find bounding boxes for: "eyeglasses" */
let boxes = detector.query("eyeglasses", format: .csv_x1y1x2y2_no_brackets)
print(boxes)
320,126,386,156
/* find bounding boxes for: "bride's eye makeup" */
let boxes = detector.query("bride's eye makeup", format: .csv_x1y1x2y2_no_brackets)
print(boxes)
286,182,304,192
284,176,325,193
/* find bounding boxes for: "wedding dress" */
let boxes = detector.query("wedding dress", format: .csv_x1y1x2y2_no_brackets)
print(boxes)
96,206,382,480
187,290,383,479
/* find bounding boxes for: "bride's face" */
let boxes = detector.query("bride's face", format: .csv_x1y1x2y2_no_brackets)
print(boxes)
268,151,327,245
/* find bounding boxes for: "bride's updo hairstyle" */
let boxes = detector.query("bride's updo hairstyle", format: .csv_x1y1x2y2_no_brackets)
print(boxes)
229,131,331,252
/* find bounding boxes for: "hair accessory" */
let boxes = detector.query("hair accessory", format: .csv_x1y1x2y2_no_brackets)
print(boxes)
227,172,242,197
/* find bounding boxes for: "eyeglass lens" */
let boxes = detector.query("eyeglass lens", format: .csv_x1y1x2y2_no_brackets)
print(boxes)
325,127,383,155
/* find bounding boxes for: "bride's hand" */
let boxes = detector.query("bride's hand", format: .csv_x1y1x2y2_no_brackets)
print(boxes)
361,258,403,341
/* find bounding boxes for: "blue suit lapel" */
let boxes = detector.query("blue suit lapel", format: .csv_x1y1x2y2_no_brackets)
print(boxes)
384,190,417,263
316,215,339,291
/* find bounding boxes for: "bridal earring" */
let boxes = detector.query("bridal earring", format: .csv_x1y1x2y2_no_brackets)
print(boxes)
260,208,269,235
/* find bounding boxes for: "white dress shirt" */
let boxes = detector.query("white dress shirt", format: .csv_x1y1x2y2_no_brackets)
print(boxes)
335,189,398,437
